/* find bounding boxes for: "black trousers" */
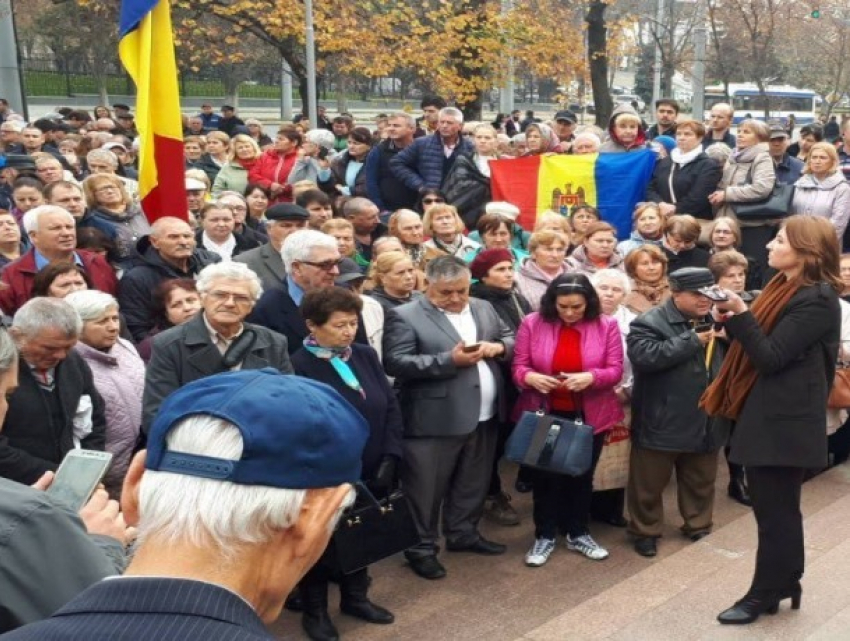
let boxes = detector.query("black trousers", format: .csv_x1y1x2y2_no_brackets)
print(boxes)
747,466,806,592
532,428,605,539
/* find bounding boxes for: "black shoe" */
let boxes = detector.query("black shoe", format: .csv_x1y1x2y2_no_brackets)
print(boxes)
407,554,447,580
689,531,710,542
446,537,507,555
717,591,789,625
340,599,395,624
727,468,752,506
284,590,304,612
302,611,340,641
634,537,657,557
514,478,533,493
592,513,628,528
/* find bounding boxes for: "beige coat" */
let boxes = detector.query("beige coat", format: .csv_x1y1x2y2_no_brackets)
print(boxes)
715,142,776,221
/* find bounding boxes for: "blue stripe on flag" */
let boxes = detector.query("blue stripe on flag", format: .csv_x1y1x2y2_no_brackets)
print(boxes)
119,0,158,37
595,150,657,239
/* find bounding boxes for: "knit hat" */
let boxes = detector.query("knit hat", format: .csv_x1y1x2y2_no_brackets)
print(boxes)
654,135,676,154
485,201,520,221
470,248,513,280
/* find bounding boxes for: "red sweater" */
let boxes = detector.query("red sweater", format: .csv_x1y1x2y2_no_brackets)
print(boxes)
550,325,582,412
248,149,298,203
0,249,118,316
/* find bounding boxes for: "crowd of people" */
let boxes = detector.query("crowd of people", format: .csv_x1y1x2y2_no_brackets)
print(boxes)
0,95,849,639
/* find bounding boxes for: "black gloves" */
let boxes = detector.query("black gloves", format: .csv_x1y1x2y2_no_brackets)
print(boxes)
369,455,398,496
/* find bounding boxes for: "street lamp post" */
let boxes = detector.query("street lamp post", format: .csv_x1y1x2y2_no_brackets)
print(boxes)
305,0,317,126
0,0,28,121
691,0,707,119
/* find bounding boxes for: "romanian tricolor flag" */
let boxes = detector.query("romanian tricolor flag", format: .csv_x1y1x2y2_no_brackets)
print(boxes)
119,0,186,222
490,150,657,239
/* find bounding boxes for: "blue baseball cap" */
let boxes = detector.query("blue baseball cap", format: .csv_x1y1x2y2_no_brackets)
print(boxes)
146,369,369,489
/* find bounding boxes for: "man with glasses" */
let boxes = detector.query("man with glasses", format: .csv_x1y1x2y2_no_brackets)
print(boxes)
119,217,221,342
142,261,293,431
249,229,370,354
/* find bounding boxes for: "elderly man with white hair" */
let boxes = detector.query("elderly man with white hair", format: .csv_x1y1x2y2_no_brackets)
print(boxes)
0,297,106,485
4,369,369,640
249,228,370,354
0,205,118,315
142,261,293,432
65,290,145,498
390,106,474,193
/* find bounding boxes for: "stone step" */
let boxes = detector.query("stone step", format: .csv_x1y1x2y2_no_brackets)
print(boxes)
519,465,850,641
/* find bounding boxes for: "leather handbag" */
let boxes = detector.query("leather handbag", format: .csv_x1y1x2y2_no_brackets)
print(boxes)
828,344,850,409
505,399,594,476
730,163,795,220
330,483,420,575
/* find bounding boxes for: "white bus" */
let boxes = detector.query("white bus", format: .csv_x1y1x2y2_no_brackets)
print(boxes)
704,84,820,126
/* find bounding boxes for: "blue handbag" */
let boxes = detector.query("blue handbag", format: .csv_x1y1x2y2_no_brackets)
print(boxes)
505,400,594,476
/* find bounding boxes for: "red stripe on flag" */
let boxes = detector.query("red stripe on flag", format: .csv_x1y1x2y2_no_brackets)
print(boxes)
140,134,187,222
489,156,542,230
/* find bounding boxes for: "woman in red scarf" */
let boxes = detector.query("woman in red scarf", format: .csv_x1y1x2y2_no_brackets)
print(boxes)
702,215,841,625
249,124,302,204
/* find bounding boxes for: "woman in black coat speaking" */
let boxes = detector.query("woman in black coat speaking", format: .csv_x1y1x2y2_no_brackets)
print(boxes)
702,215,841,625
291,287,403,641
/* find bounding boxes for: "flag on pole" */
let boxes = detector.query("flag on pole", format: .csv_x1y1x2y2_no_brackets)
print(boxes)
119,0,186,222
489,150,657,238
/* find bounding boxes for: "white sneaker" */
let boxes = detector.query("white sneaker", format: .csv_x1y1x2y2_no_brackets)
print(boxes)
566,533,609,561
525,537,556,567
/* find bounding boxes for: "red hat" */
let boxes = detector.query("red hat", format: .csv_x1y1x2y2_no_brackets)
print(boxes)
470,248,513,280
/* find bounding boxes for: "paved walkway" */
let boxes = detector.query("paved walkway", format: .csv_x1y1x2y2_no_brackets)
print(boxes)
268,462,850,640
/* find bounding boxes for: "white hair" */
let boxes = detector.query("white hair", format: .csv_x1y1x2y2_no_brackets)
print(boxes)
281,229,338,272
137,415,311,554
574,131,602,148
439,107,464,124
22,205,75,234
86,148,119,168
216,191,247,206
64,290,118,322
196,262,263,301
389,112,416,128
12,297,82,338
305,129,336,152
0,120,24,133
590,268,632,296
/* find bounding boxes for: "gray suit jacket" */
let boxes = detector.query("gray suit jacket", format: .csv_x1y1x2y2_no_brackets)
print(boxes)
383,297,515,437
233,243,285,290
141,313,293,431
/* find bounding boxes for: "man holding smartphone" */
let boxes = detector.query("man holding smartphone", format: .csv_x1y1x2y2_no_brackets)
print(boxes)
626,267,730,558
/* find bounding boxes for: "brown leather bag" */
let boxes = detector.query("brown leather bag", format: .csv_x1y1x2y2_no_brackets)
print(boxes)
828,368,850,409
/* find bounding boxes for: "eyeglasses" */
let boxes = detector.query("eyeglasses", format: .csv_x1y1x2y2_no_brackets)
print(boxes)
206,290,253,305
298,258,343,271
95,186,119,193
422,198,445,205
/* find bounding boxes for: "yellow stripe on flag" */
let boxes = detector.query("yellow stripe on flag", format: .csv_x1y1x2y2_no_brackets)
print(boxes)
536,153,598,224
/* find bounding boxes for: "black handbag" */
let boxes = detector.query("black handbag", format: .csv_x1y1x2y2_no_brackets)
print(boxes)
329,483,420,575
730,163,795,220
505,397,594,476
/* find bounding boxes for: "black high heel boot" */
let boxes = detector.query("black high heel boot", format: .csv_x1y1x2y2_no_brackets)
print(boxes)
339,568,394,625
300,579,340,641
717,586,802,625
727,463,752,506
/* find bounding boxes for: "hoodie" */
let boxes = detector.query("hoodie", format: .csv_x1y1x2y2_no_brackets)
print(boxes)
599,104,648,153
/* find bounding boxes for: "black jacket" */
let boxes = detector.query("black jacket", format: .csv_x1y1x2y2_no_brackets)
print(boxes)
291,344,403,478
727,283,839,468
141,313,293,431
187,154,222,184
366,288,422,315
469,283,531,334
193,228,260,259
443,153,492,229
664,245,710,271
118,235,221,342
365,140,420,212
645,153,722,220
627,298,727,453
0,354,106,484
329,150,368,198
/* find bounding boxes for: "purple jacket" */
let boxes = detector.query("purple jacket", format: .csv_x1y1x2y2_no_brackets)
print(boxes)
74,338,145,498
511,312,624,434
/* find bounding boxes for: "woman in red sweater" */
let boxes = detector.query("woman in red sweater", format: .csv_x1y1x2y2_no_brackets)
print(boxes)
248,124,302,204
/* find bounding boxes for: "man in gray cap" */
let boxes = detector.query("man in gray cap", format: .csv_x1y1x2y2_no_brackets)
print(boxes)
767,124,804,186
626,267,729,558
4,369,369,640
234,203,309,289
552,110,578,153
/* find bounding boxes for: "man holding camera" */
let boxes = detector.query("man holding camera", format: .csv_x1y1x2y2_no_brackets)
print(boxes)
625,267,729,558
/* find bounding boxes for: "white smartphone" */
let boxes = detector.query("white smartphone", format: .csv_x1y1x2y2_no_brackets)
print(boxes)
46,449,113,511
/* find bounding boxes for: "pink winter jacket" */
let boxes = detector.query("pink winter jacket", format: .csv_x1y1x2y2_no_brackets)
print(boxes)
511,312,624,433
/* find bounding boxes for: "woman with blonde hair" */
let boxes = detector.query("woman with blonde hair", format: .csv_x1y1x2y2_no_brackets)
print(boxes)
623,244,670,314
422,203,479,260
617,203,665,256
791,141,850,241
534,211,572,238
566,221,624,277
198,130,231,182
366,250,422,313
704,215,841,624
514,230,570,310
82,173,150,264
211,134,261,197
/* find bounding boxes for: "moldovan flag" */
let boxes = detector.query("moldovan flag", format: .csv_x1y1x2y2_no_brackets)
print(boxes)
119,0,186,222
490,150,657,239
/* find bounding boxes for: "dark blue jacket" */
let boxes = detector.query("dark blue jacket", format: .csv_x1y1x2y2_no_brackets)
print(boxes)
292,343,403,477
2,577,274,640
774,153,804,186
365,140,419,212
389,133,473,192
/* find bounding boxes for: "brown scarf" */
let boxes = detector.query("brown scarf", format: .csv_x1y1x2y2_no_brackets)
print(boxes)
632,277,670,305
699,273,800,419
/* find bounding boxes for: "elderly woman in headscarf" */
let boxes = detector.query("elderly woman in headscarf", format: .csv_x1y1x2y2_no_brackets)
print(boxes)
523,122,559,156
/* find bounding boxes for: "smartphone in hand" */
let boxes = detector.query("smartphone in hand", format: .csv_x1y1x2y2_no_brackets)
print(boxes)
46,449,113,511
